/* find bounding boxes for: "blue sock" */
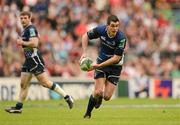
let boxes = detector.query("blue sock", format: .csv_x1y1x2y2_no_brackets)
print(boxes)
85,95,96,114
51,82,56,90
16,102,23,109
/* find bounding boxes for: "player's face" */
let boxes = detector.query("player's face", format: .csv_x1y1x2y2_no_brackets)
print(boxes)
20,15,30,28
107,21,119,37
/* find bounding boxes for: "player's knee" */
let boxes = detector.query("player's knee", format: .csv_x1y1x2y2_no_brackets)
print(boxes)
41,83,48,88
94,90,103,97
40,81,51,88
42,82,51,88
20,82,27,89
104,96,111,101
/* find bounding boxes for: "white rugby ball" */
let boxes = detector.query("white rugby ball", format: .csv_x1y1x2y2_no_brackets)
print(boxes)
80,57,93,71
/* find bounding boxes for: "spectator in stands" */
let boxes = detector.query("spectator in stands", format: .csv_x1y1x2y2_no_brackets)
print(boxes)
0,0,179,79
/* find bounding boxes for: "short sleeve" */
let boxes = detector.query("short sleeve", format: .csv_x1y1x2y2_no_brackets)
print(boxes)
87,25,106,40
114,37,126,56
87,27,100,39
29,27,38,38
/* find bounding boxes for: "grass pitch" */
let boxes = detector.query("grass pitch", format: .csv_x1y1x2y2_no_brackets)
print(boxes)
0,98,179,125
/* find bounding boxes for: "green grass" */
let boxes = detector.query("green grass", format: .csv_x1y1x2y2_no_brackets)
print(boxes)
0,98,180,125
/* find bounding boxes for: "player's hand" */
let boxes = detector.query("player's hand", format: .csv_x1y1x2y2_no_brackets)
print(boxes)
87,64,99,71
79,53,87,64
16,39,23,46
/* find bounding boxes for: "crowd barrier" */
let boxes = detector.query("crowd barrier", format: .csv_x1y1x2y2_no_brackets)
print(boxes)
0,77,179,101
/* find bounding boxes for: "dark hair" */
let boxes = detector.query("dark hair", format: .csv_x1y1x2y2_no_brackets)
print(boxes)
107,15,119,25
20,11,31,18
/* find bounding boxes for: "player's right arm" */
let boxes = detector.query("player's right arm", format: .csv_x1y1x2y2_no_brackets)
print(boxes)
80,27,100,60
81,33,89,59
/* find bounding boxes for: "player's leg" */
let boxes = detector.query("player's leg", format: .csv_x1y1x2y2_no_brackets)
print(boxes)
84,77,105,118
93,69,107,109
5,72,32,113
36,72,74,109
31,54,74,109
93,78,106,109
103,66,122,100
104,81,116,101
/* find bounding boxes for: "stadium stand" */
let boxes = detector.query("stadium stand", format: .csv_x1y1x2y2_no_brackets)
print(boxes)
0,0,179,78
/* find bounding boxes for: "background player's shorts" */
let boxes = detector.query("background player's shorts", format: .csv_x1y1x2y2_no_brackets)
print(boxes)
21,55,45,76
94,65,122,85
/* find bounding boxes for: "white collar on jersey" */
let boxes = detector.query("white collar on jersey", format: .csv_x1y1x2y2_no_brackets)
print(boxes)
23,22,32,30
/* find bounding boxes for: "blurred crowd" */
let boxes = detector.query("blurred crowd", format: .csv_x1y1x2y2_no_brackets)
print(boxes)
0,0,179,79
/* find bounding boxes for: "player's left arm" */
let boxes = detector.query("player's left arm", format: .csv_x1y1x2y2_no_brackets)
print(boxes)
92,36,126,69
95,55,121,68
17,37,38,47
17,27,39,48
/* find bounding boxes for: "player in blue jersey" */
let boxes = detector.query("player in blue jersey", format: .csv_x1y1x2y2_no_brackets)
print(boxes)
80,15,127,118
5,11,73,113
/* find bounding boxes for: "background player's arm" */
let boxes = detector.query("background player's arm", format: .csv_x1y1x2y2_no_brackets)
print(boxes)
17,37,38,48
17,27,39,48
23,37,38,47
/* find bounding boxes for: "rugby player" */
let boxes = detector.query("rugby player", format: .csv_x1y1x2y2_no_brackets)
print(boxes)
80,15,127,118
5,11,74,113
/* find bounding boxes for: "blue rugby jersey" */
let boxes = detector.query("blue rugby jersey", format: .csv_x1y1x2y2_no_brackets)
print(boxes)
20,25,39,58
87,25,126,65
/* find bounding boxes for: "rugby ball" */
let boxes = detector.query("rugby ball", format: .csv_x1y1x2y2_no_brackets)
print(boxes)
80,57,93,71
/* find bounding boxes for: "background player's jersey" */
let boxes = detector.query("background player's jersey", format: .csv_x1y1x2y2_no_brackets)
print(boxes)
21,24,39,58
87,25,126,65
